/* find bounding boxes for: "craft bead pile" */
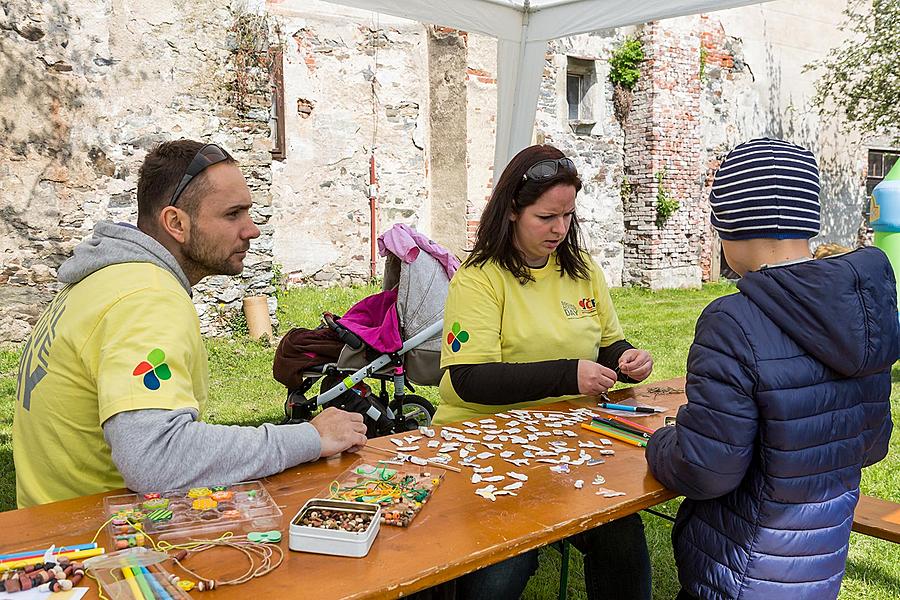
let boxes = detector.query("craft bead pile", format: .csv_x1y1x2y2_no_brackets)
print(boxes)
0,557,84,594
327,463,443,527
299,508,374,533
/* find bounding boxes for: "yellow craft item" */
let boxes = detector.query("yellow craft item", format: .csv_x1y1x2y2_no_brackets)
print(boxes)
192,497,218,510
0,547,106,572
178,579,196,591
187,487,212,498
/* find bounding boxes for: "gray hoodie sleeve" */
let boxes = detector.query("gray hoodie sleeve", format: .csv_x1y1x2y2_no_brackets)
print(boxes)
103,408,321,492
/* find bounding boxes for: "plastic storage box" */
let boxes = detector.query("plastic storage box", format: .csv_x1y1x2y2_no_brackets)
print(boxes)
289,498,380,557
84,547,191,600
103,480,283,546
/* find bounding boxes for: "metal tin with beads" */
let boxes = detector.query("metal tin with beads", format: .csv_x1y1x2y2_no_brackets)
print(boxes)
289,498,380,557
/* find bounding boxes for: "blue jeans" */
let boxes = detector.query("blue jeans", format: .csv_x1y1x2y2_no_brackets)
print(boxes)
455,513,651,600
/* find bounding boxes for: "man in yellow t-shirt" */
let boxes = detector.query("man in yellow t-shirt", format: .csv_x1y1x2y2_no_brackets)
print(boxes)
436,254,625,424
14,140,367,508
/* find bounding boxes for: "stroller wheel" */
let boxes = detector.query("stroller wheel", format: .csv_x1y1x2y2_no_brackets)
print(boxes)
397,395,437,430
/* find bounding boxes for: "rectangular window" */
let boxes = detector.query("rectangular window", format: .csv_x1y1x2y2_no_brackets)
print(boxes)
866,149,899,196
566,74,582,121
566,57,597,135
270,46,286,161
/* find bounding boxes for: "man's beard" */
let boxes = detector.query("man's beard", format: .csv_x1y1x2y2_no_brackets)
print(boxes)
183,225,243,279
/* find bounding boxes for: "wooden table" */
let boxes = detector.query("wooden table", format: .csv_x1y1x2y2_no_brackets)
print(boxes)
0,380,687,599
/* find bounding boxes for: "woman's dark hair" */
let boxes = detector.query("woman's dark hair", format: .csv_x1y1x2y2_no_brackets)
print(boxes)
467,144,590,283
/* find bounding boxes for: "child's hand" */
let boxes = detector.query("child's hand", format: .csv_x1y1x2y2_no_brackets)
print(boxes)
577,360,618,396
618,349,653,382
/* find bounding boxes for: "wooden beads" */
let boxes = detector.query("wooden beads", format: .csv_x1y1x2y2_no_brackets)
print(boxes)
0,560,83,595
299,509,373,532
197,579,216,591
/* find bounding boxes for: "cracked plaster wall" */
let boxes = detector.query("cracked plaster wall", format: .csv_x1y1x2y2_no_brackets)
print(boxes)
0,0,276,342
267,0,429,285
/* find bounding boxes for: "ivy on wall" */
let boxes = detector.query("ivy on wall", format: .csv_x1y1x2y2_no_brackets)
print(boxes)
655,169,680,226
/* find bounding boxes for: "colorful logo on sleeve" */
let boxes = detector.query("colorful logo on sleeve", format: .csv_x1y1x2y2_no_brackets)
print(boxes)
447,322,470,352
133,348,172,390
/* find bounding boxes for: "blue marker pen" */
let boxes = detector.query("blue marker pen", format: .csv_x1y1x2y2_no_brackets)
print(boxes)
600,402,658,413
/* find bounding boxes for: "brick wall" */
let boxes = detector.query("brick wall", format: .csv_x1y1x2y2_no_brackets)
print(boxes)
623,17,703,289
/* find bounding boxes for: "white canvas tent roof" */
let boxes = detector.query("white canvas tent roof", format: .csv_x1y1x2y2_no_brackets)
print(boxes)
323,0,770,171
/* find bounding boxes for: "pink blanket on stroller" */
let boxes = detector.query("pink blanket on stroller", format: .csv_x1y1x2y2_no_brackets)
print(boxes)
377,223,460,279
340,289,403,353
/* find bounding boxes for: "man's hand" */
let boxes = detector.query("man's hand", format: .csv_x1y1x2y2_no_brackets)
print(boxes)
577,360,618,396
310,407,368,458
618,349,653,382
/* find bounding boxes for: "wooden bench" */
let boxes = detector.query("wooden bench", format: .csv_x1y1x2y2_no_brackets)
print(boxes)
853,494,900,543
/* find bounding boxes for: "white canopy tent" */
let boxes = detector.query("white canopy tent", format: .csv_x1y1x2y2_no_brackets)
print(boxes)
321,0,770,171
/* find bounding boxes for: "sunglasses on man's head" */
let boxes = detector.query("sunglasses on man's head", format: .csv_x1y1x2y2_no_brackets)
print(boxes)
168,143,231,207
522,157,577,182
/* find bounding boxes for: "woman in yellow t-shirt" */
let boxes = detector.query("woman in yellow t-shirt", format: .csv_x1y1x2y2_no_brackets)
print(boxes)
437,144,654,600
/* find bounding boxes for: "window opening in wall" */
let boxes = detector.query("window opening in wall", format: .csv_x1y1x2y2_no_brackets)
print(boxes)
866,149,899,196
566,57,597,135
567,73,583,120
270,45,286,161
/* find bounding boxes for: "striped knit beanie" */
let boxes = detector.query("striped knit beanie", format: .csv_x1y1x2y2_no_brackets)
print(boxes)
710,138,820,240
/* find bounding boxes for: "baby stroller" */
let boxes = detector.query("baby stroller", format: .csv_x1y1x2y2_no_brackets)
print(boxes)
273,225,457,438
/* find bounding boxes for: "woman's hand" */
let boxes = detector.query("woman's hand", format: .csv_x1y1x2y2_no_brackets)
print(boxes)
577,360,618,396
618,349,653,382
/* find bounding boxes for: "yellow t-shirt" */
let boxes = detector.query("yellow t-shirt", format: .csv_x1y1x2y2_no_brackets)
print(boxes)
14,263,208,507
435,253,624,424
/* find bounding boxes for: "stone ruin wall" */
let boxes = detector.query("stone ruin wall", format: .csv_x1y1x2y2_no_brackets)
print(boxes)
0,0,278,342
268,1,431,287
0,0,873,343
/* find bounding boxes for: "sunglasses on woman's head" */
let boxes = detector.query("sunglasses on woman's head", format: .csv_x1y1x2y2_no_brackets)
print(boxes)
168,143,231,207
522,157,577,182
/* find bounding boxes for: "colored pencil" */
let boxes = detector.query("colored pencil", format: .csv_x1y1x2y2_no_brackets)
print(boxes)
590,421,648,443
0,542,97,563
599,402,659,413
592,417,650,439
581,422,647,448
122,566,148,600
603,414,657,435
140,565,174,600
134,564,157,600
148,564,182,599
0,546,105,571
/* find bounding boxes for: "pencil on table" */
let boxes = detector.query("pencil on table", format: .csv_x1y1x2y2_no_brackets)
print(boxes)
581,422,647,448
122,566,148,600
603,414,657,435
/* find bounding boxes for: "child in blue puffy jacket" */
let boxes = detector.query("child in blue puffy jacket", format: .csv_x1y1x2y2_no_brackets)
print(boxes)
646,138,897,600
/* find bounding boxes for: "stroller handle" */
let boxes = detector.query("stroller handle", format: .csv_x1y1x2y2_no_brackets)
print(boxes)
323,312,364,350
316,319,444,406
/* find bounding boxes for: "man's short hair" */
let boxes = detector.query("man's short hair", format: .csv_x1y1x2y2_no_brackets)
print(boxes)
136,139,236,232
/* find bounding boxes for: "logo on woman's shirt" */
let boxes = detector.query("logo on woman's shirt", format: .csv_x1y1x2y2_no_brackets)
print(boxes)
447,322,470,352
561,298,597,319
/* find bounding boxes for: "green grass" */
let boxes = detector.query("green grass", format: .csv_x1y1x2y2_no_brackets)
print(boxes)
0,282,897,599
